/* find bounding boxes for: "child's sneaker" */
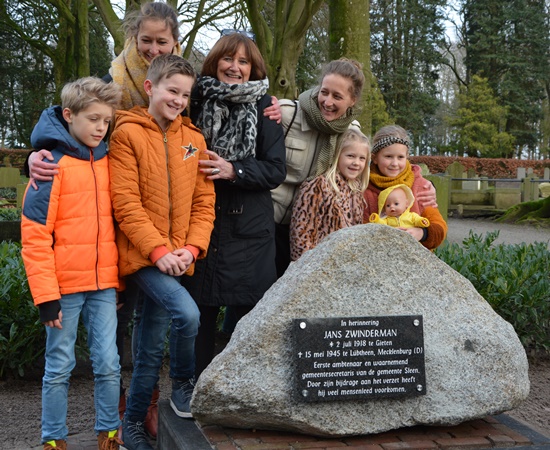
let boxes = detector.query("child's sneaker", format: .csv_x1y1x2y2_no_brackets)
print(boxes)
120,419,153,450
43,441,67,450
169,378,195,418
98,429,123,450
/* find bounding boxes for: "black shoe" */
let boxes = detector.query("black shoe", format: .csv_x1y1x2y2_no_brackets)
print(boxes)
120,418,153,450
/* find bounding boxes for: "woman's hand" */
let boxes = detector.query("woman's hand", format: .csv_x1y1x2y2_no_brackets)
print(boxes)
29,149,59,190
263,96,282,124
400,227,424,241
416,181,438,209
199,150,236,181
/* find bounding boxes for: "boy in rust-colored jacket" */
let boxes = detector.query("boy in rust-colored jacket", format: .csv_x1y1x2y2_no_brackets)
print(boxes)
108,54,215,449
21,77,123,449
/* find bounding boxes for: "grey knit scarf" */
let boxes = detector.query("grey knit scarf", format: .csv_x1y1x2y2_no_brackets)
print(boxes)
299,87,361,178
194,77,268,161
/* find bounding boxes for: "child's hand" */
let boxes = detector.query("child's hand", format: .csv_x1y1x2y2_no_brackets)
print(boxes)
173,248,194,270
264,96,282,124
43,310,63,329
416,182,438,209
400,227,424,241
155,252,188,276
29,149,59,190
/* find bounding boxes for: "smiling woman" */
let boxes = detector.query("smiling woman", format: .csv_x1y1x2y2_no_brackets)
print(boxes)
272,58,366,275
181,32,286,379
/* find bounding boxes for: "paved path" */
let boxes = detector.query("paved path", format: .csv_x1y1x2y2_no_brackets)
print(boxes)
446,217,549,247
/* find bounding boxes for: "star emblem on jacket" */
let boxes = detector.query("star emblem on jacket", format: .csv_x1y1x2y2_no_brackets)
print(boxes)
183,143,198,160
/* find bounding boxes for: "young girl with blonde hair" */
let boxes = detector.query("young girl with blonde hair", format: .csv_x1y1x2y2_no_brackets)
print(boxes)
290,128,370,260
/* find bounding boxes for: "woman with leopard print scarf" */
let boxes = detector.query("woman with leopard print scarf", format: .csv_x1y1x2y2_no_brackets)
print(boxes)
181,33,286,379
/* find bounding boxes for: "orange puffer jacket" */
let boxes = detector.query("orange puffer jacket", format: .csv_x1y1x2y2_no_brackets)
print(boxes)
109,106,216,277
21,106,119,306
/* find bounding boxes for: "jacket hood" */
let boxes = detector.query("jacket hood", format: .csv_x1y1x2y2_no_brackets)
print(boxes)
377,184,415,216
30,106,107,160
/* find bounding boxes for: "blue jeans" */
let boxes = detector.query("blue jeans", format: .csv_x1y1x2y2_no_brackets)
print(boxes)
42,289,120,442
125,266,200,421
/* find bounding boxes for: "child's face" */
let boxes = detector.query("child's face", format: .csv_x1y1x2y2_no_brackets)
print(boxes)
145,74,194,129
384,188,408,217
63,103,114,148
137,19,177,62
337,143,369,181
371,143,408,178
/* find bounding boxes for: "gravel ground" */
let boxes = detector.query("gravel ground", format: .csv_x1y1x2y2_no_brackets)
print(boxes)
1,218,549,447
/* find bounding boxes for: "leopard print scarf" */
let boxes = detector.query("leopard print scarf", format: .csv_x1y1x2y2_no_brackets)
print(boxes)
194,77,269,161
299,87,361,178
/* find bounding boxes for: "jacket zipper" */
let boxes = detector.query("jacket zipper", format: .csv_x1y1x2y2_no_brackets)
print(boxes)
163,131,174,246
90,149,100,289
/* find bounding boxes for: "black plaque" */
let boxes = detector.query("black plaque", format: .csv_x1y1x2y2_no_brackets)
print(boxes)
293,315,426,402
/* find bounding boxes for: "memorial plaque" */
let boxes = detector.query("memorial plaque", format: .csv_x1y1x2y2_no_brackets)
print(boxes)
293,315,425,402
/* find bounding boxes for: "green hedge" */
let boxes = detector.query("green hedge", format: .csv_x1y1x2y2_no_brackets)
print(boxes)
0,241,88,378
436,232,550,351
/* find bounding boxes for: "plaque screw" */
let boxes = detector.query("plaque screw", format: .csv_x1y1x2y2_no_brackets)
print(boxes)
300,322,307,329
416,384,423,391
302,390,309,397
413,319,420,326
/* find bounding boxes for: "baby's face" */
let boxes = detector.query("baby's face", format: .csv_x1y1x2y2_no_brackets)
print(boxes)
384,188,408,217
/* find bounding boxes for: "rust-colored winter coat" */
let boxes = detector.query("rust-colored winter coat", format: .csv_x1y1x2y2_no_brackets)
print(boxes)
109,106,216,277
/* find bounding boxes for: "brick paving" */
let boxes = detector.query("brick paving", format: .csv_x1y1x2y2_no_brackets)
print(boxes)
53,413,549,449
198,415,550,450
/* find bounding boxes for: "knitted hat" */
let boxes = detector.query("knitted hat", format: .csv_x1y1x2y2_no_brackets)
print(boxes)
371,136,410,155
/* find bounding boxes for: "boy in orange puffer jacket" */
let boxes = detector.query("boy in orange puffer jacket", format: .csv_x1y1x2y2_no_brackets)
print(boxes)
108,54,216,450
21,77,123,449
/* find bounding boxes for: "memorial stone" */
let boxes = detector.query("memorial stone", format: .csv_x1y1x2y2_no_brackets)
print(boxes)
192,225,530,437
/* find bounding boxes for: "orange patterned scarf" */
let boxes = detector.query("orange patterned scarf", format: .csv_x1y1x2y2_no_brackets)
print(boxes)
110,37,182,110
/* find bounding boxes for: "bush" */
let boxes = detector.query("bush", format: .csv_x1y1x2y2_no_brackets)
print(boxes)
0,187,16,200
0,241,44,377
410,156,550,178
0,241,89,378
436,232,550,351
0,208,21,221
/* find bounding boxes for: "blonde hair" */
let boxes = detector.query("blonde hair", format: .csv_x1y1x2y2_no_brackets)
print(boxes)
61,77,121,114
325,128,371,194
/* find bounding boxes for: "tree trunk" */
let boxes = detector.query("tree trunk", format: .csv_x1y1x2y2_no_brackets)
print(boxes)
92,0,125,55
245,0,324,99
328,0,373,133
75,0,89,78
